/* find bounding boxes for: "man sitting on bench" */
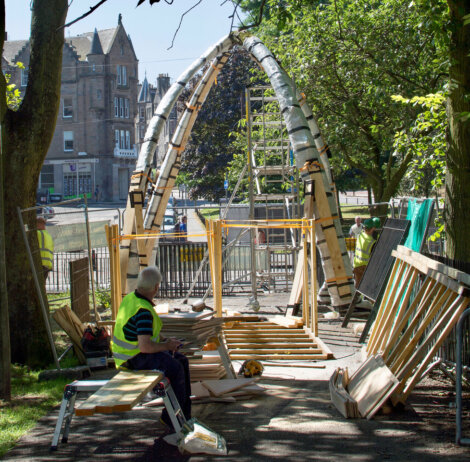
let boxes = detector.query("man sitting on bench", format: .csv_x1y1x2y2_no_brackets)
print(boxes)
111,266,191,429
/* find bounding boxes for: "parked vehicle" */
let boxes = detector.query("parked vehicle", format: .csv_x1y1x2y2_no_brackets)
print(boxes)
37,203,55,220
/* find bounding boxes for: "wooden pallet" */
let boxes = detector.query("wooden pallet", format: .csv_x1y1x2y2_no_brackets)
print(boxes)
223,320,333,361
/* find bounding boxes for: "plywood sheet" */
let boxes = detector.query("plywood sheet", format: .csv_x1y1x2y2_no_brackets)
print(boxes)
201,378,255,397
348,356,398,418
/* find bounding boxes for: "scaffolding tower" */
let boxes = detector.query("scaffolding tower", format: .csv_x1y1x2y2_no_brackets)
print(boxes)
245,86,302,296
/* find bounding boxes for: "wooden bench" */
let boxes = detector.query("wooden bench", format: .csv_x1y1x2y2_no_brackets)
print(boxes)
51,370,185,451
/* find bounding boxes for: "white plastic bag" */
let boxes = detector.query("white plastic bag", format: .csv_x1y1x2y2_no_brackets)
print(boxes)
177,418,227,455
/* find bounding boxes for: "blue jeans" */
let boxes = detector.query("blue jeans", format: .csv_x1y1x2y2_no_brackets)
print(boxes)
127,351,191,422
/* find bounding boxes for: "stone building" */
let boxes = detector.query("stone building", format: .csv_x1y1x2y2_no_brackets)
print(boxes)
2,16,139,202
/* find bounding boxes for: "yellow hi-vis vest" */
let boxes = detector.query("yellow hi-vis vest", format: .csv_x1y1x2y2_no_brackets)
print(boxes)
353,231,376,268
111,292,163,368
37,230,54,270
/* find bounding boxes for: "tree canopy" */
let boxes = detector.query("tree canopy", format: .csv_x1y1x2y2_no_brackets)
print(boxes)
179,49,258,201
240,0,449,204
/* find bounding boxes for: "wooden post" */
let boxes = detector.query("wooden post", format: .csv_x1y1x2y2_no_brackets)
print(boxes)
302,221,309,327
112,225,122,318
106,224,121,320
309,219,318,336
213,220,223,317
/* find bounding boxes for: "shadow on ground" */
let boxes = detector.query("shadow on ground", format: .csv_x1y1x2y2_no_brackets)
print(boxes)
3,377,469,461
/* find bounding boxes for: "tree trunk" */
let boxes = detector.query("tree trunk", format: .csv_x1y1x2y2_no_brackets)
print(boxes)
445,0,470,261
0,0,11,400
1,0,68,367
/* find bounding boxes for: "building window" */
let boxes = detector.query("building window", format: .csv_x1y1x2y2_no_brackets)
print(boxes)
146,107,152,120
40,165,54,189
114,97,119,117
119,97,124,118
125,131,131,149
115,129,120,148
122,66,127,86
124,99,129,118
140,125,145,139
139,106,145,120
92,63,96,72
63,173,91,197
21,68,29,87
63,98,73,118
63,131,74,151
120,130,125,149
117,65,127,86
97,89,102,100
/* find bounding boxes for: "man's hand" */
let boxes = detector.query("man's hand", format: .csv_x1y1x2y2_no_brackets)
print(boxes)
165,337,183,353
137,335,182,354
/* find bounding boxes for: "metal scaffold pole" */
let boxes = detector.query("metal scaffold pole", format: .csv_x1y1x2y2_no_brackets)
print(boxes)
246,88,258,309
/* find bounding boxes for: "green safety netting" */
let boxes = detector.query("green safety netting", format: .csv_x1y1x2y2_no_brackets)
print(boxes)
404,198,434,251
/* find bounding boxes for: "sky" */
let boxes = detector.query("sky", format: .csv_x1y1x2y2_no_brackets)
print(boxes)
5,0,249,85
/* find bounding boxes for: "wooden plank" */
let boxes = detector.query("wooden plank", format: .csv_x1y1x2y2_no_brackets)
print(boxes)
70,257,90,322
225,336,312,343
393,295,469,402
201,378,255,397
302,226,309,326
191,382,211,398
229,354,329,360
348,356,398,418
386,282,447,370
225,328,307,335
228,348,323,354
389,288,456,375
309,220,318,336
367,260,408,355
304,327,335,359
75,370,162,416
288,248,304,306
52,306,86,364
382,276,436,363
227,342,317,349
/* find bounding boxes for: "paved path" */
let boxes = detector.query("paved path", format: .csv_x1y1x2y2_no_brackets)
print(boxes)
3,311,469,461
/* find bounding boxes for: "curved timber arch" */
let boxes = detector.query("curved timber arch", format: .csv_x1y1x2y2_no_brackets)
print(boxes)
120,32,354,308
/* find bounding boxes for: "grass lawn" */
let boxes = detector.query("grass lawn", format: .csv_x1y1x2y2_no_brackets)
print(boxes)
199,208,220,221
0,290,98,458
0,365,71,457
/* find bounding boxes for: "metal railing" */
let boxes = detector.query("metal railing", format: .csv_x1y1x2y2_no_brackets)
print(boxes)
46,247,111,293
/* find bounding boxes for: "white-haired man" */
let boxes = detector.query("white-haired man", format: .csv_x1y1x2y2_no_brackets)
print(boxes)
111,266,191,429
349,216,363,238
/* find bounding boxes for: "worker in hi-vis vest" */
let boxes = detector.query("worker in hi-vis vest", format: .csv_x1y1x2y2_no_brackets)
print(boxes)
353,217,379,286
37,217,54,281
111,266,191,431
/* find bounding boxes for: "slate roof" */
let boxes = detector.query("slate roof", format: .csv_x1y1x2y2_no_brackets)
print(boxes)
3,27,119,64
89,28,104,55
3,40,29,65
138,76,151,102
66,28,117,60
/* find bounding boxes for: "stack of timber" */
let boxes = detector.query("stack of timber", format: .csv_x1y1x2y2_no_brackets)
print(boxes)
223,317,334,361
330,246,470,419
188,352,227,381
52,305,87,364
159,311,225,355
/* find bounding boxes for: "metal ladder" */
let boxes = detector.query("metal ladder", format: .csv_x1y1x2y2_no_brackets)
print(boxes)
50,376,186,451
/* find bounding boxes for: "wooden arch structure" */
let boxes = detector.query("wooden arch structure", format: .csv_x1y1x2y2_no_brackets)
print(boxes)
120,32,354,309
